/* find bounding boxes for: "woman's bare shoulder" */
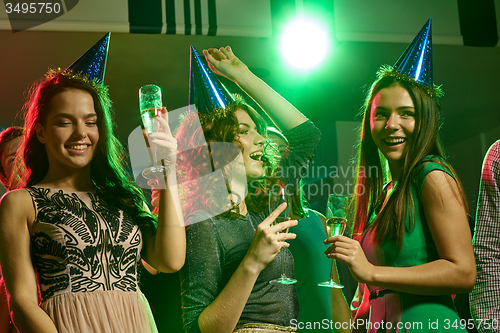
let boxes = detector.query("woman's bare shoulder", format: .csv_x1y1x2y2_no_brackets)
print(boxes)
1,189,32,205
0,189,35,226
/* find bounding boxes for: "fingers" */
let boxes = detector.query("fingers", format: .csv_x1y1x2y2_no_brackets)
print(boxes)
203,49,220,63
268,219,297,234
274,231,296,242
323,234,348,245
155,112,173,136
224,45,234,56
149,114,175,145
148,133,176,148
218,46,231,58
277,241,291,249
203,51,219,73
204,47,233,61
261,202,287,227
323,236,357,256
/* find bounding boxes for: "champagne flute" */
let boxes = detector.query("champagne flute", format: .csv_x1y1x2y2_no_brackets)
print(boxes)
139,84,168,179
318,194,348,288
269,183,297,285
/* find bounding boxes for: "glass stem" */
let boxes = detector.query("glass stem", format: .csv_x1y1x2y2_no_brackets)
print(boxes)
329,260,335,280
280,249,285,277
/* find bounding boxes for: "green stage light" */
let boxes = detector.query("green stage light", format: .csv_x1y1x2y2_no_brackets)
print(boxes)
280,18,330,70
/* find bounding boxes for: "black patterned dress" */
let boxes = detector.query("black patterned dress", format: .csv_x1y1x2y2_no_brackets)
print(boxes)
26,187,157,333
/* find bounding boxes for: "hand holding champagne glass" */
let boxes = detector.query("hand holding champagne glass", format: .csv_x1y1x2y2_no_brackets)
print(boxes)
318,194,348,288
139,84,169,178
268,182,297,285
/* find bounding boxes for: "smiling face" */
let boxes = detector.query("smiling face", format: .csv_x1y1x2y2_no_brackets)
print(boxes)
370,84,415,172
36,89,99,173
234,109,266,180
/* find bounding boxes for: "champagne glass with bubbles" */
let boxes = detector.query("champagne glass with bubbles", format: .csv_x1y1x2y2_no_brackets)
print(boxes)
139,84,168,178
269,182,297,285
318,194,348,288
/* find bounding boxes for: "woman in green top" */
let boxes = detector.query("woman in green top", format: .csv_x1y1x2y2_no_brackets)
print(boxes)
324,20,476,332
267,127,336,332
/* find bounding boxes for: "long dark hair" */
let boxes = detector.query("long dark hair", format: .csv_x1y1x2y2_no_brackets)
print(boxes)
18,69,156,231
176,96,275,219
349,75,468,249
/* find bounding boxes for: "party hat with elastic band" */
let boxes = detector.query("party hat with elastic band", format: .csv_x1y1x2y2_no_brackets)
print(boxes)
189,45,236,123
378,19,442,98
67,32,111,84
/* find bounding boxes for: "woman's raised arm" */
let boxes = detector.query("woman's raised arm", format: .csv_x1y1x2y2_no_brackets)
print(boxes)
204,46,307,131
141,111,186,273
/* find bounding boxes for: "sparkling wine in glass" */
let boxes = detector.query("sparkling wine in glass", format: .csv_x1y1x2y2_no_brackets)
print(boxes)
318,194,348,288
269,183,296,285
139,84,168,179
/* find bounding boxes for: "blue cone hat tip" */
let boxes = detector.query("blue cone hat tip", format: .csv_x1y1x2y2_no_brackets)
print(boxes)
393,18,433,88
67,32,110,84
189,45,234,116
378,19,442,98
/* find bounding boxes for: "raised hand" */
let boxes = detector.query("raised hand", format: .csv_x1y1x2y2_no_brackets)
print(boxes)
324,235,375,284
147,107,177,170
203,46,248,83
244,203,298,273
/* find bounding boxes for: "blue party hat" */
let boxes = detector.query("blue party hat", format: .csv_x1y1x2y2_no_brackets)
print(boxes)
378,19,442,98
394,18,432,88
189,45,234,117
67,32,110,84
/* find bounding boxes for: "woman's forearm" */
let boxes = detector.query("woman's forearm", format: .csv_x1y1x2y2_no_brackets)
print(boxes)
11,298,58,333
149,173,186,272
230,67,307,131
198,255,261,333
367,258,475,295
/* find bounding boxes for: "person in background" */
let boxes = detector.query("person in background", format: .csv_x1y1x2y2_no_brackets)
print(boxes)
267,127,336,332
0,126,23,191
469,140,500,333
0,126,23,333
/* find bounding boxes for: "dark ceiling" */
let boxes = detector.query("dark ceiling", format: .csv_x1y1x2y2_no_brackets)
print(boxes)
1,30,499,146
